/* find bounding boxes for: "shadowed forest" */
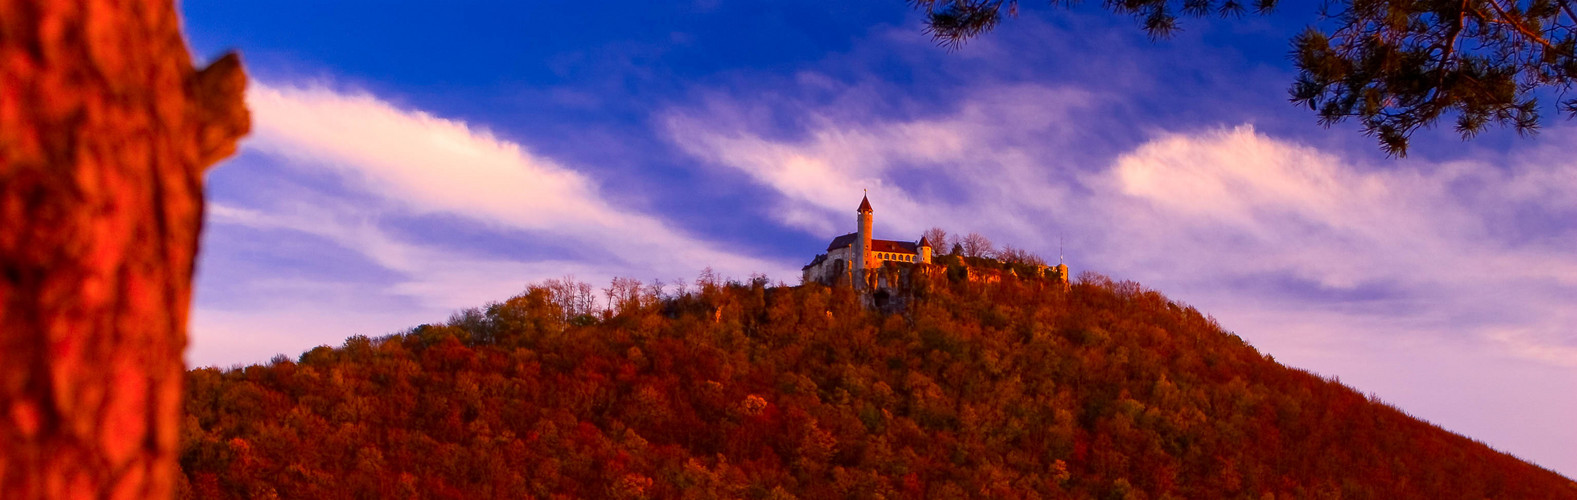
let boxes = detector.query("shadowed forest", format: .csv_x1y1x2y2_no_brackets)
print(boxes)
178,271,1577,499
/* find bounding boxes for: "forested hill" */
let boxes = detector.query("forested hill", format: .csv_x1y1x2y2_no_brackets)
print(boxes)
179,272,1577,499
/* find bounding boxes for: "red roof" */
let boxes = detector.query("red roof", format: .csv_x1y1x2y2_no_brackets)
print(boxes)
857,195,872,213
825,234,919,254
870,239,917,253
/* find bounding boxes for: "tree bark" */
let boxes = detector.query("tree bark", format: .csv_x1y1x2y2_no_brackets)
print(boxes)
0,1,248,498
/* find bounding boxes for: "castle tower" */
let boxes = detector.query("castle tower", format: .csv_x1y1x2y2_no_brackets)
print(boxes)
1055,240,1070,290
855,194,874,270
917,236,933,264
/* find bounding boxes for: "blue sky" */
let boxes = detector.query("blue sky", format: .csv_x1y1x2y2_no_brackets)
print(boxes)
181,1,1576,477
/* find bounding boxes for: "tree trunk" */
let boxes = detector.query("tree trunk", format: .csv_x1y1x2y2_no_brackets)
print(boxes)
0,1,249,498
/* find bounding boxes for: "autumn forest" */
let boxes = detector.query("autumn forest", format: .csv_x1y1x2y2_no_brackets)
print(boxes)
177,270,1577,499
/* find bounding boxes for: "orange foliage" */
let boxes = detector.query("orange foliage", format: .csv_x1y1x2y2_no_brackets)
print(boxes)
179,275,1577,498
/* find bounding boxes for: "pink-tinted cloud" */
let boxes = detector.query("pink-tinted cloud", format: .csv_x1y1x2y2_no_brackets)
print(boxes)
191,82,796,368
245,82,788,275
665,83,1095,241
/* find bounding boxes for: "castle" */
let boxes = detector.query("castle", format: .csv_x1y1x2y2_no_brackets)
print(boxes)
803,195,1071,290
802,195,932,286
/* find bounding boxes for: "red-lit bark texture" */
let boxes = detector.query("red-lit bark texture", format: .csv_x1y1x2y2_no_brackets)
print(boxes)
0,1,248,498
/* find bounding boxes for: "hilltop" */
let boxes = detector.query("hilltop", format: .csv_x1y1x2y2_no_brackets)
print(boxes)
178,270,1577,499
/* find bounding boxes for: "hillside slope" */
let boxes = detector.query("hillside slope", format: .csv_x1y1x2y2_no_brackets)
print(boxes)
179,272,1577,499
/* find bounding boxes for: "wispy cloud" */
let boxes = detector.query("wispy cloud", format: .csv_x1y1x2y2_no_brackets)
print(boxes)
245,83,784,274
192,82,794,367
665,83,1097,241
1098,126,1577,362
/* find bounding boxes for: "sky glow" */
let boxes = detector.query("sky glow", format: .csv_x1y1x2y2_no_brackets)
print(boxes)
182,1,1576,477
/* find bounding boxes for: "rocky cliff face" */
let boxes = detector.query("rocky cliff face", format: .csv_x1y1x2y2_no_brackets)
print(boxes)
0,1,248,497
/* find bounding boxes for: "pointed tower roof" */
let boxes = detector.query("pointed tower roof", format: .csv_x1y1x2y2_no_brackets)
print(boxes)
857,194,873,214
918,236,931,248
